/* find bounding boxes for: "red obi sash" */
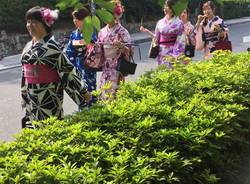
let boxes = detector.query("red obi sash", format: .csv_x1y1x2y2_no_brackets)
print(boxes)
159,33,177,46
23,64,60,84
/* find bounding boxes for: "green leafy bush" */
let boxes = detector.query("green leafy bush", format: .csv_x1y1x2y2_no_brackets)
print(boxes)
0,51,249,183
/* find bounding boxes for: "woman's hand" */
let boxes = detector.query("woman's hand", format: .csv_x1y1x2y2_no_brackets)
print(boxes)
113,40,125,50
83,91,92,103
196,15,206,26
218,31,227,40
140,26,148,32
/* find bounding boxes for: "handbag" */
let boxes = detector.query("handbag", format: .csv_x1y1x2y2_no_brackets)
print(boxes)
214,38,232,51
83,43,104,71
184,37,195,58
148,38,159,59
116,54,137,75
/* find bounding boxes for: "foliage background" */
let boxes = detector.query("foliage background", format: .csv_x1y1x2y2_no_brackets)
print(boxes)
0,0,250,33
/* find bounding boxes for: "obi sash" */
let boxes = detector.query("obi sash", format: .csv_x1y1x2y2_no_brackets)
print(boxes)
203,32,218,43
159,33,177,46
103,44,118,58
23,64,60,84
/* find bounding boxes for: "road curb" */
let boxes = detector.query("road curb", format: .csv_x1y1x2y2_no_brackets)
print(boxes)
0,64,21,72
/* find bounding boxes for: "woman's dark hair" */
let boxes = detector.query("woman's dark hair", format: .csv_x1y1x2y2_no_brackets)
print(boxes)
25,6,51,34
202,1,216,26
203,1,216,12
72,7,90,20
165,0,176,16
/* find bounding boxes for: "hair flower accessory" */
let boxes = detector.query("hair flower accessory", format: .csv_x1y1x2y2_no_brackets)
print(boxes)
41,8,59,27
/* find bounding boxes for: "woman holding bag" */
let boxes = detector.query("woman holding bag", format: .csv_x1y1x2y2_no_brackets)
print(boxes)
141,0,185,68
97,0,132,100
195,1,230,60
66,8,97,107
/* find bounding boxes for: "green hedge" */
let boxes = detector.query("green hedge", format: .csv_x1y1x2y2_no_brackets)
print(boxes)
222,0,250,19
0,51,249,183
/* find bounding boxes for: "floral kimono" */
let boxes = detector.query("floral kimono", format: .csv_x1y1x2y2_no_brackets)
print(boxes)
195,16,228,59
66,29,97,97
21,34,88,128
97,23,131,99
155,16,185,67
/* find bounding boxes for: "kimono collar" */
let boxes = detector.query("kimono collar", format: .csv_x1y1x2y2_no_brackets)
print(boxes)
106,23,121,32
164,16,177,24
208,16,219,28
32,34,53,46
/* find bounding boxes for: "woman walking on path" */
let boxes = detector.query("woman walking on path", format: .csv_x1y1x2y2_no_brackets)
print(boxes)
66,8,97,107
195,1,229,60
97,0,132,100
21,6,91,128
140,0,185,68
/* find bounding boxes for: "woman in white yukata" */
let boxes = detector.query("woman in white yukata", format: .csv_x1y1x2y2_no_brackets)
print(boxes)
97,0,131,99
141,0,185,68
195,1,229,60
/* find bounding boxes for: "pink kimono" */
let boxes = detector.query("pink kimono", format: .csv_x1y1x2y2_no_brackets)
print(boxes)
195,16,229,59
155,16,185,67
97,23,131,99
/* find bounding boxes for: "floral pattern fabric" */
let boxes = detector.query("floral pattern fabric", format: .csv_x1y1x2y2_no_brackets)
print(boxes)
97,23,131,99
155,16,185,67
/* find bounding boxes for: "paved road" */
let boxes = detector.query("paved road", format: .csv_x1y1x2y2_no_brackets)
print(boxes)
1,22,250,142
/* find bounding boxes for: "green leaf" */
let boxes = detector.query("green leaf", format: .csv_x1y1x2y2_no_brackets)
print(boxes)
94,0,115,12
92,15,101,31
96,9,114,24
82,16,94,44
158,0,165,7
56,1,68,10
173,0,188,16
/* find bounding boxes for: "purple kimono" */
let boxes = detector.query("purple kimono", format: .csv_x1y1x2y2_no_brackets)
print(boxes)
155,16,185,67
97,23,131,99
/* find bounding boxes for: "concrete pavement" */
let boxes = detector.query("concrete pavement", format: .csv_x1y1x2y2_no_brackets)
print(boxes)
1,16,250,71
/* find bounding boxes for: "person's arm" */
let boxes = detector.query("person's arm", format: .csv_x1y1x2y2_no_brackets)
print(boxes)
195,15,207,50
57,51,91,106
140,26,155,38
21,66,29,110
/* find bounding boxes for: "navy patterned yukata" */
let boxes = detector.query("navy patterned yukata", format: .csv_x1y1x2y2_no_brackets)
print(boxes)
66,29,97,105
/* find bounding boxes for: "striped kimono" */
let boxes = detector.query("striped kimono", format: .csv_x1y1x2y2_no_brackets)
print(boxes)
195,16,229,59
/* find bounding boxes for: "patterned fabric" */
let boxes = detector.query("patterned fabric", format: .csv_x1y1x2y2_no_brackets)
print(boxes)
21,34,88,128
66,29,97,105
155,16,185,67
184,21,196,46
195,16,228,59
97,23,131,99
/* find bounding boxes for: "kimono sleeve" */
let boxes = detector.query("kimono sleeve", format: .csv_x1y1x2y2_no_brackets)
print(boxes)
57,51,88,106
154,21,161,43
21,66,29,109
172,22,185,57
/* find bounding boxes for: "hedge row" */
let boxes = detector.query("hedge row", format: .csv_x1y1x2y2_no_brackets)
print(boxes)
0,51,249,183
